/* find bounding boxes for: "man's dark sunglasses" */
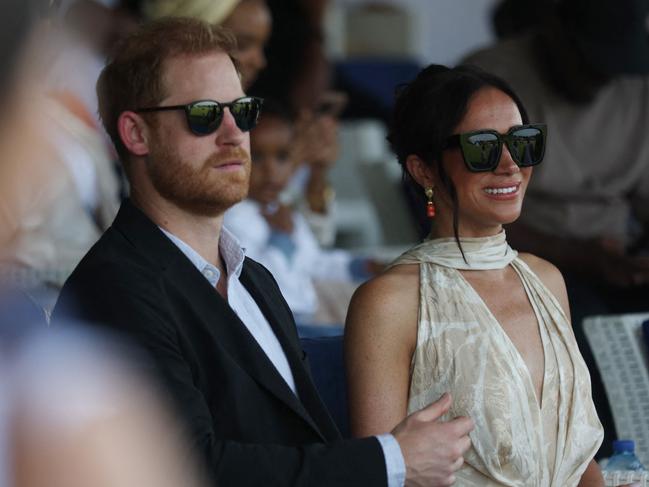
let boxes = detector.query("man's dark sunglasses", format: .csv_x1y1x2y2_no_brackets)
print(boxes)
136,96,264,135
443,124,547,172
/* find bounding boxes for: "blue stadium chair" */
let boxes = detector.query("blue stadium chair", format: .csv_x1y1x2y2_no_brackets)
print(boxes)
300,334,350,438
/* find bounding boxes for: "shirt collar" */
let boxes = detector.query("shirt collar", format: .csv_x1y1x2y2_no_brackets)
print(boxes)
220,226,246,278
159,226,245,287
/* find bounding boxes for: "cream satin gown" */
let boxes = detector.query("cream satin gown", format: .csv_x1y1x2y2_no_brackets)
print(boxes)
391,232,603,486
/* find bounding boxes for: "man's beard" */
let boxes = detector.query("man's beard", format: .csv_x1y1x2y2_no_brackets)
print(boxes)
147,143,251,217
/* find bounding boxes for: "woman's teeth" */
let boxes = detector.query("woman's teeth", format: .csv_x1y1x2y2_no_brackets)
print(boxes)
484,186,517,195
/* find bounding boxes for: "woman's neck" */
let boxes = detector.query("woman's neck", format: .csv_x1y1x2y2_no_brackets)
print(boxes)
428,223,504,240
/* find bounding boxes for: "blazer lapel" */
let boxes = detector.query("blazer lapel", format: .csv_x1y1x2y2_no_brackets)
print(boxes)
168,258,328,438
240,264,341,441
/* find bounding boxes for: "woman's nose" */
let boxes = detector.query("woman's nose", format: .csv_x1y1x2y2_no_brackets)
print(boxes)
495,142,520,174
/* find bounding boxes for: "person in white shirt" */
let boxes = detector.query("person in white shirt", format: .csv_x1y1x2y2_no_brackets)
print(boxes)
225,101,379,325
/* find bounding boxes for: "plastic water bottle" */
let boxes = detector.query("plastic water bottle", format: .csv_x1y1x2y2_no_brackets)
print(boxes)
604,440,646,471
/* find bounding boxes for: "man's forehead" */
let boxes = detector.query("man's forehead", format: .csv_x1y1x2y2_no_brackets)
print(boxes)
162,50,234,75
159,51,243,99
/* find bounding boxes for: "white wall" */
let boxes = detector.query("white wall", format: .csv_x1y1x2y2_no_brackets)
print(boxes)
327,0,500,65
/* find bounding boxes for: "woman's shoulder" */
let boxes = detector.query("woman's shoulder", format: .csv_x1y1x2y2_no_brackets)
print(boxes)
345,263,421,355
517,252,571,318
347,264,420,327
354,263,420,302
517,252,563,284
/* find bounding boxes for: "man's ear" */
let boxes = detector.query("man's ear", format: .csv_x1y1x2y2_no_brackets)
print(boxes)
405,154,435,189
117,111,150,157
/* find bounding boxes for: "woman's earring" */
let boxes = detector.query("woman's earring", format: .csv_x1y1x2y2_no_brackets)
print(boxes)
425,187,435,218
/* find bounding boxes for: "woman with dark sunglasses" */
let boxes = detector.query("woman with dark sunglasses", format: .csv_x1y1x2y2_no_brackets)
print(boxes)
344,64,605,486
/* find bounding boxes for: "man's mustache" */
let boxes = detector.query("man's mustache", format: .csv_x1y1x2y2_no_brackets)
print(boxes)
203,147,251,167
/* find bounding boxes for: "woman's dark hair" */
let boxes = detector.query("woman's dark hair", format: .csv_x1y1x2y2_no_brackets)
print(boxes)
387,64,529,257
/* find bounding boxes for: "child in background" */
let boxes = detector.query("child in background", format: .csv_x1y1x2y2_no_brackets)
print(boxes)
224,101,380,328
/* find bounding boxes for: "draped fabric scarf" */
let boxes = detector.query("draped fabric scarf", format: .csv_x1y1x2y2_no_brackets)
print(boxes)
391,231,603,486
389,231,516,270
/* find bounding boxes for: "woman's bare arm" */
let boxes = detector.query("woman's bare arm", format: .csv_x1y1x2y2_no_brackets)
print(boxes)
344,265,420,436
577,459,605,486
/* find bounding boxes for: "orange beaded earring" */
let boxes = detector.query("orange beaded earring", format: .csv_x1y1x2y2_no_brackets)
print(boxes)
425,187,435,218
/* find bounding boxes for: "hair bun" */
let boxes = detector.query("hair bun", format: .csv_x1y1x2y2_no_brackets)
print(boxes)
415,64,450,81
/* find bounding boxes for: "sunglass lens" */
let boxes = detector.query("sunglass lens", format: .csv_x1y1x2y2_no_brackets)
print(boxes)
231,98,261,132
509,127,545,166
187,102,222,135
462,132,501,171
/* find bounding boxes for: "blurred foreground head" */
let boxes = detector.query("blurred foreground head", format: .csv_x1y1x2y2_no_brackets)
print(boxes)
63,0,139,56
4,326,208,487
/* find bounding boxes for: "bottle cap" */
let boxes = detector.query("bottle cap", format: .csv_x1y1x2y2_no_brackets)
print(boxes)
613,439,635,453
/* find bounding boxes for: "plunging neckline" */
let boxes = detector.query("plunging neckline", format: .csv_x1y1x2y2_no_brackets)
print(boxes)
455,259,548,410
390,231,549,410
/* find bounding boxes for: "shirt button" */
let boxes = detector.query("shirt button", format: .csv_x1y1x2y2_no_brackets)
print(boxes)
203,269,215,278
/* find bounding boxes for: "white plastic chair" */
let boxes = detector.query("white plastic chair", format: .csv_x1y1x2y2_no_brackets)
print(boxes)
583,312,649,472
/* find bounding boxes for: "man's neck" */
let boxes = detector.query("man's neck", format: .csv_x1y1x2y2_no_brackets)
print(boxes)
132,192,224,270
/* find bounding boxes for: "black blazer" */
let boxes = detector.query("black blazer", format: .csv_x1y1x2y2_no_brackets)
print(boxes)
53,200,386,487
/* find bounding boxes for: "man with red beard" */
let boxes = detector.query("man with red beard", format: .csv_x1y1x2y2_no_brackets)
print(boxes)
53,18,473,487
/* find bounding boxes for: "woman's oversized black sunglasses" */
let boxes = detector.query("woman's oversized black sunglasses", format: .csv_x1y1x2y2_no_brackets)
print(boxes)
136,96,264,135
443,124,547,172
